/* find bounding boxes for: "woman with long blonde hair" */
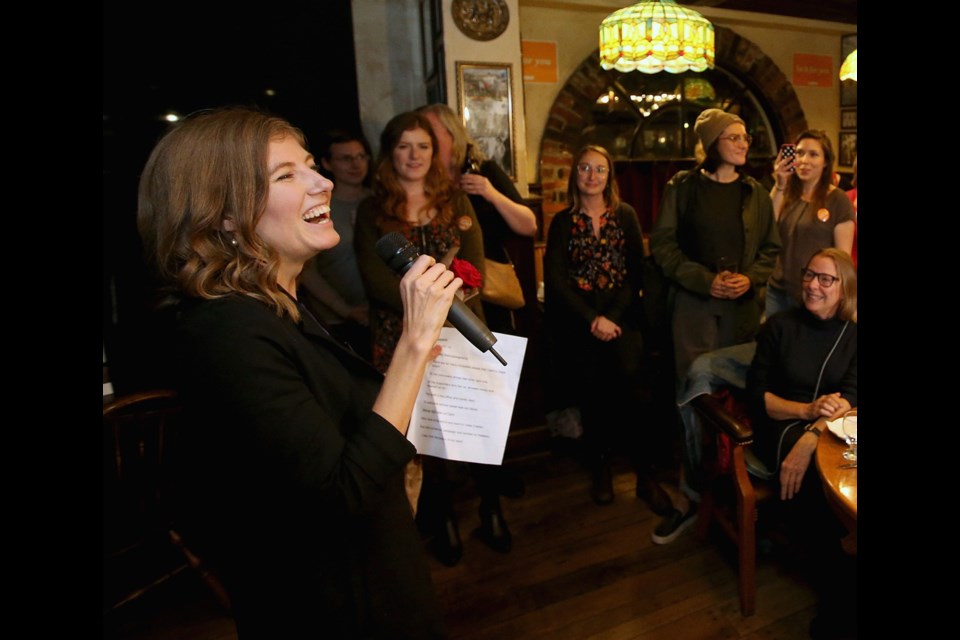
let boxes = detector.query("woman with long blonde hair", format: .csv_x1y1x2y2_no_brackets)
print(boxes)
418,103,537,333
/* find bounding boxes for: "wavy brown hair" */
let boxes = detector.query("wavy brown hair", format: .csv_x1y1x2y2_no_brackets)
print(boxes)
415,103,486,175
373,111,458,227
783,130,836,214
566,145,621,213
807,247,857,323
137,106,305,320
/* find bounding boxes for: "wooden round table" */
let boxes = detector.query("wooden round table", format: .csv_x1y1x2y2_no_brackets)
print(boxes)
815,424,857,528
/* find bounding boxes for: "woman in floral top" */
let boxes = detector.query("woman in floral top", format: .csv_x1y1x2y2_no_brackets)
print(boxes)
355,111,493,569
543,145,671,514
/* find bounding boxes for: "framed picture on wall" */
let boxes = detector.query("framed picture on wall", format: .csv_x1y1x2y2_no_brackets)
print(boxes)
456,61,515,179
840,109,857,130
838,132,857,168
840,33,857,107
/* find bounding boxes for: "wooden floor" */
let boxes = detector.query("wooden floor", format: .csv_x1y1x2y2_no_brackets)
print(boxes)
104,445,820,640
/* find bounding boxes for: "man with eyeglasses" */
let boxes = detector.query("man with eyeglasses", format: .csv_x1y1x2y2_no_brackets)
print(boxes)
298,130,374,358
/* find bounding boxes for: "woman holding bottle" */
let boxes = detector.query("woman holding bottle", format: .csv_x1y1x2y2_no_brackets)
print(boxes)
417,103,537,333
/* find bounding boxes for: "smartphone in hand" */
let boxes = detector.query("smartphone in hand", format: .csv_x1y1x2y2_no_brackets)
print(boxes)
780,143,796,172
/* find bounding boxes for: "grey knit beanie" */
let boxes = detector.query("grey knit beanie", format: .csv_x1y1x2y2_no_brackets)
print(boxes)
694,109,745,150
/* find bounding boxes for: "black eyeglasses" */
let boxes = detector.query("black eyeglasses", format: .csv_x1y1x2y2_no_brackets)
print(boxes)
800,268,840,287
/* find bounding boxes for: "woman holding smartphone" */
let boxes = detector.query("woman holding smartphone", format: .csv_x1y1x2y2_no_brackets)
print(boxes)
767,131,855,318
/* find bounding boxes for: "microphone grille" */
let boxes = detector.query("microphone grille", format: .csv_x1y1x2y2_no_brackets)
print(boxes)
374,232,409,262
375,232,420,272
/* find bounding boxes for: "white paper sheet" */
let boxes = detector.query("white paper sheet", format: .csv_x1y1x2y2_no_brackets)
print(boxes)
409,328,527,464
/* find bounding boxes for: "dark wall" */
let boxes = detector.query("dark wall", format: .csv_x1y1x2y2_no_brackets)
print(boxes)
103,0,361,393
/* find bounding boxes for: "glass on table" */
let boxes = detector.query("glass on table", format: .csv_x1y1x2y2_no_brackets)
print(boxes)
841,409,857,462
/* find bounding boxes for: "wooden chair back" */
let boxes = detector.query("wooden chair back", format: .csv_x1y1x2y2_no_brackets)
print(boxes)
692,391,776,617
103,389,231,613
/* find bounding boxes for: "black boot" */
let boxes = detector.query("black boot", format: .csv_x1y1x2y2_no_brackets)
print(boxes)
429,513,463,567
475,504,512,553
591,456,614,505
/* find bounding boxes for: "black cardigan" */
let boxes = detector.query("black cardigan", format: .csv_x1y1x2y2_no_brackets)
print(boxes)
173,294,443,638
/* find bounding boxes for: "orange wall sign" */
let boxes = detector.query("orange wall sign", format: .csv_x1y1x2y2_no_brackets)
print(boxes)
793,53,834,87
522,40,558,84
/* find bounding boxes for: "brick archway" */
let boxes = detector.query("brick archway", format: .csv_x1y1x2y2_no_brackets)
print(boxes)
538,26,807,222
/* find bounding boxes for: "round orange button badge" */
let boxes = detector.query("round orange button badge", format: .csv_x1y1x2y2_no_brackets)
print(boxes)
457,216,473,231
817,208,831,222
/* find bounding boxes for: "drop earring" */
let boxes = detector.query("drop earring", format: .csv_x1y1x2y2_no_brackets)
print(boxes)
230,237,239,247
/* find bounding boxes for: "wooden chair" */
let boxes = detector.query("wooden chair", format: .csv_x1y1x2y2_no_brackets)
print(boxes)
691,391,776,617
102,389,231,614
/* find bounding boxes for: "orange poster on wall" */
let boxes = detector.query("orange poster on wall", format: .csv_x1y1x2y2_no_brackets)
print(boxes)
522,40,558,84
793,53,833,87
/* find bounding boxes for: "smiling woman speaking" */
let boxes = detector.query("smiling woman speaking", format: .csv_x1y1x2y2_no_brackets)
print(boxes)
137,107,452,638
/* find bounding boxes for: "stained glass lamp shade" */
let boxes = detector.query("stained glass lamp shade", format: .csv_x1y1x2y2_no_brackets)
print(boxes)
599,0,715,74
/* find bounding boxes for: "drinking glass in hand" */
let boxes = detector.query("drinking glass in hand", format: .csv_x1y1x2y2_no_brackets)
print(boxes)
841,409,857,462
716,257,739,280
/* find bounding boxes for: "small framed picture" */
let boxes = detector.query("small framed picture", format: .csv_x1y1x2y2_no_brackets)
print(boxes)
840,109,857,130
456,61,516,179
838,132,857,168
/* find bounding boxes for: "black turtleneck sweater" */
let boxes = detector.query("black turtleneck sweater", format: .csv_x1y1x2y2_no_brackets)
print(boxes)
747,306,857,468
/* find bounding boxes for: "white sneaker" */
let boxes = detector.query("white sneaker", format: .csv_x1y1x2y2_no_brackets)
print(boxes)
650,506,698,545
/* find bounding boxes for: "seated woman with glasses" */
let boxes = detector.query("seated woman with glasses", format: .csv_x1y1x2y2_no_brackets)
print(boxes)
746,247,857,637
543,145,671,514
649,108,780,544
766,130,856,318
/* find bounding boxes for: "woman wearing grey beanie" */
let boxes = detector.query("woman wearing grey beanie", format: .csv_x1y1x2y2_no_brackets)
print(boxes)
648,108,781,544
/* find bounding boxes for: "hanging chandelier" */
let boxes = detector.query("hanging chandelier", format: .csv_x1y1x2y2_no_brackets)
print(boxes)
839,49,857,82
599,0,715,74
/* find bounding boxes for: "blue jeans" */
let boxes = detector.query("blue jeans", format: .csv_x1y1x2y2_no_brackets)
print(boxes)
765,285,800,320
676,342,757,502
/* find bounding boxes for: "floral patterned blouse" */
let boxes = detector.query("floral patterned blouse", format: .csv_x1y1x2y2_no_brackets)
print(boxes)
354,192,485,374
568,208,629,292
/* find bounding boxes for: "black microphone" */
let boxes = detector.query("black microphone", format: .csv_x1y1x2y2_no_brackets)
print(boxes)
375,232,507,366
